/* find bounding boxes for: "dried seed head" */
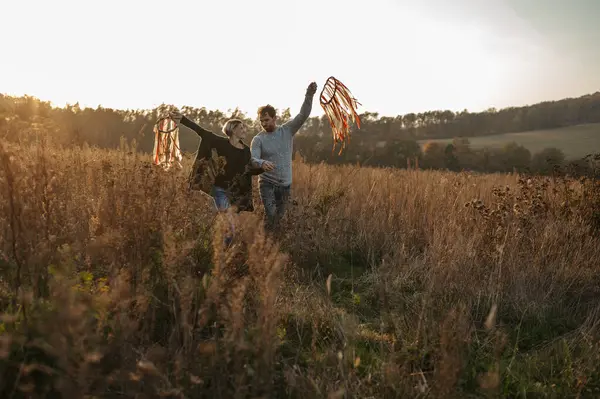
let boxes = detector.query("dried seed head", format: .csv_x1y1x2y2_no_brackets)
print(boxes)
85,352,103,363
137,359,159,376
485,304,497,331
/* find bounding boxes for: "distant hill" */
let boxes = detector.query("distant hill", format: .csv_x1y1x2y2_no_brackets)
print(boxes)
417,123,600,160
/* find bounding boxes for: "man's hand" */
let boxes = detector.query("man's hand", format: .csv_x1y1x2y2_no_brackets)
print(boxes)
306,82,317,96
261,161,275,172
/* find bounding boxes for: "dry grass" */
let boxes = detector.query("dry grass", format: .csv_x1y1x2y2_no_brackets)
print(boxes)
1,137,600,398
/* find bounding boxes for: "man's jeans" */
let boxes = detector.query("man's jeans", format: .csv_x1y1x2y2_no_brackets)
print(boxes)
259,179,291,232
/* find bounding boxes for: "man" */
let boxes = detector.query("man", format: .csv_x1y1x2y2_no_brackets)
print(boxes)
251,81,318,232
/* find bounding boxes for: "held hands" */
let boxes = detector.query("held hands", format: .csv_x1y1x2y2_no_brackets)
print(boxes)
245,164,264,176
306,81,317,97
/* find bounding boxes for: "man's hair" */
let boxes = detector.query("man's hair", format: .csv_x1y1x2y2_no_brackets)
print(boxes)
257,105,276,118
222,119,243,137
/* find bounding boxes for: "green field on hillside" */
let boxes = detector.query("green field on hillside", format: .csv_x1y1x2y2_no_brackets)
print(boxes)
418,123,600,160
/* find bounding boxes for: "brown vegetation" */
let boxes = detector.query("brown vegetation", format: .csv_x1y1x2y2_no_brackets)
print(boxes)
3,93,600,175
1,137,600,398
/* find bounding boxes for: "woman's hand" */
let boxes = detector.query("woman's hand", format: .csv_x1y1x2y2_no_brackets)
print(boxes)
169,110,183,121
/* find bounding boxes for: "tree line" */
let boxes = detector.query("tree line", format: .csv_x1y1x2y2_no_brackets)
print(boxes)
1,91,599,175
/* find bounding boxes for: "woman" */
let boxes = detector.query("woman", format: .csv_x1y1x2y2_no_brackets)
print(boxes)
169,110,263,213
169,110,263,246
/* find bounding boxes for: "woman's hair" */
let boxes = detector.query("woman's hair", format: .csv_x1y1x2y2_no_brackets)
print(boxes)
222,119,244,137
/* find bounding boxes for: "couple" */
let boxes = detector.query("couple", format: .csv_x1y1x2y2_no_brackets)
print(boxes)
170,81,317,236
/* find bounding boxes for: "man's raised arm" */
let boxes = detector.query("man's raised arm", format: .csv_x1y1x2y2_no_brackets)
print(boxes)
283,82,317,135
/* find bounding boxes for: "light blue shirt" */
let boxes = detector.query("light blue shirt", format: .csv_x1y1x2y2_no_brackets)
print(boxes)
250,94,314,186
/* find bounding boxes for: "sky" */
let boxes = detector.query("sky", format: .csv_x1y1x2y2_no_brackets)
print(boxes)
1,0,599,117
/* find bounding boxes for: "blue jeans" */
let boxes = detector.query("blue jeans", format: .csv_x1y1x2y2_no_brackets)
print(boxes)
211,186,231,211
211,186,233,246
259,180,291,232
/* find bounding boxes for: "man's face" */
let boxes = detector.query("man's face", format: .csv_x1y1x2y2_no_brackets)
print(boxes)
259,113,276,132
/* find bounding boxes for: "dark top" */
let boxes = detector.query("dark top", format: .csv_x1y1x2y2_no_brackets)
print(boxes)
180,115,262,212
213,139,251,189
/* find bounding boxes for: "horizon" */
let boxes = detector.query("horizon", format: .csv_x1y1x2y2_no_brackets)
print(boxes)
3,89,599,120
2,0,599,118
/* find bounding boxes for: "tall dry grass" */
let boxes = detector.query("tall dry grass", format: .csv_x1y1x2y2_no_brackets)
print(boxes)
1,137,599,398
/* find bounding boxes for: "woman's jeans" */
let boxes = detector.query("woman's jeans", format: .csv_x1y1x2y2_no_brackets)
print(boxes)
211,186,233,246
212,186,231,211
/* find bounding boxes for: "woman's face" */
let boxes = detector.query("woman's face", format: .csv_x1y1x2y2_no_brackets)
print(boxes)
232,123,247,140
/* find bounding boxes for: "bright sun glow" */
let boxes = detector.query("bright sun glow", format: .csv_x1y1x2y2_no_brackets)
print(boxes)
1,0,598,117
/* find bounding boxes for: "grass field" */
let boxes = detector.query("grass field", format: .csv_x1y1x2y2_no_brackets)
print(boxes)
418,123,600,160
1,138,600,397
